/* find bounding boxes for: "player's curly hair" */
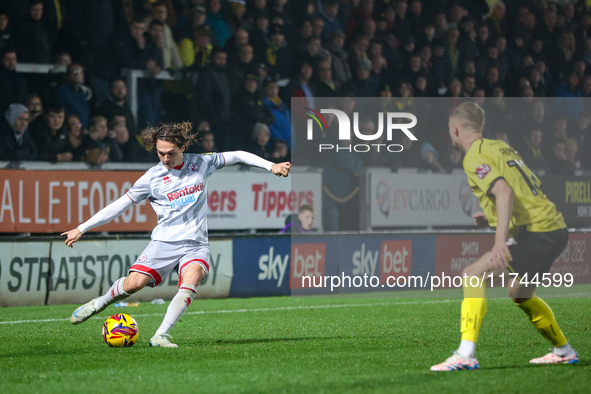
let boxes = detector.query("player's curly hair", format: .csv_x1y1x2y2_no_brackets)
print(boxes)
141,122,198,151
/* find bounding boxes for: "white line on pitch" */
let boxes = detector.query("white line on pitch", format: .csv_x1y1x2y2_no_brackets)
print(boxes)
0,299,458,325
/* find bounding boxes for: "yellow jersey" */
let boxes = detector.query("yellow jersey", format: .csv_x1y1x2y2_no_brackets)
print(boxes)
463,138,566,236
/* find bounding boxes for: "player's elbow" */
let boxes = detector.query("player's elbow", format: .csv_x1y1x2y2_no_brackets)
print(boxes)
491,179,513,198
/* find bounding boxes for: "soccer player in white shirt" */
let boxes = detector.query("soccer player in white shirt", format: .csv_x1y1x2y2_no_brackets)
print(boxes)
62,122,291,347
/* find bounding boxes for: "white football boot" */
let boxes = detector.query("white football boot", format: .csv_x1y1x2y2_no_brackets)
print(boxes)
530,351,579,364
430,352,480,371
149,333,178,348
70,298,106,325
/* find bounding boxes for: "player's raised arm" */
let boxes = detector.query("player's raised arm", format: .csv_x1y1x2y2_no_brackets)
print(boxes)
61,194,135,248
222,150,291,177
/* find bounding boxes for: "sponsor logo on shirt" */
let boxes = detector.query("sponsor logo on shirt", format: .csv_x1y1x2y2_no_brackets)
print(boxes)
163,176,171,184
167,182,204,208
137,254,147,263
476,164,491,179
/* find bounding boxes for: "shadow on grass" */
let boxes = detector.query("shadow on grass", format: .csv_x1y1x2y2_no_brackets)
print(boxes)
196,336,351,345
480,359,589,370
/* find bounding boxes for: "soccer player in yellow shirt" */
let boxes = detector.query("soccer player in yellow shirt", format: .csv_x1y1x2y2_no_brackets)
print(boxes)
430,102,579,371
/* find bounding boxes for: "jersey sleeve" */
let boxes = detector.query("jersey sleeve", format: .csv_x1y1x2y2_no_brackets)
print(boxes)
126,171,152,203
463,153,504,195
203,152,226,176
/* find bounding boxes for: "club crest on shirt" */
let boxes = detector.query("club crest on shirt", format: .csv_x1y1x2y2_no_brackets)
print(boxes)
476,164,491,179
188,163,199,171
163,176,171,184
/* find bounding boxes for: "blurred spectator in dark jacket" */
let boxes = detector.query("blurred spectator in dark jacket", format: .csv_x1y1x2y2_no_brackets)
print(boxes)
26,94,43,123
192,129,218,154
343,58,378,97
56,63,91,128
0,48,28,111
325,29,352,87
227,44,259,95
80,116,123,164
116,17,163,128
313,58,339,97
546,139,574,176
14,0,52,63
28,104,73,162
271,139,290,163
319,0,343,40
517,125,546,173
194,48,232,148
567,110,591,147
266,24,292,79
244,122,272,160
108,115,149,163
64,114,85,161
0,103,36,161
225,28,249,64
0,12,13,52
565,139,580,172
96,79,137,138
232,74,274,144
280,204,315,233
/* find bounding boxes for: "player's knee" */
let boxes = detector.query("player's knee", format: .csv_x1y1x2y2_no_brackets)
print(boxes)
181,264,206,286
123,276,147,294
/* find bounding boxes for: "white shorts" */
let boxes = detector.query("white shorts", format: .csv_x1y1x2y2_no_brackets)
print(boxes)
129,240,210,287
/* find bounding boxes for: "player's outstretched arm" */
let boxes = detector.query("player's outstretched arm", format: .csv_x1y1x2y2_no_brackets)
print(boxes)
61,194,135,248
223,151,291,177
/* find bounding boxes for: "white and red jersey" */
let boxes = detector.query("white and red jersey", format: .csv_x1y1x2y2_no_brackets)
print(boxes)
126,152,225,243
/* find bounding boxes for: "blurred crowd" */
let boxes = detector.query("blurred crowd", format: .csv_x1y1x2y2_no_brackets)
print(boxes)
0,0,589,177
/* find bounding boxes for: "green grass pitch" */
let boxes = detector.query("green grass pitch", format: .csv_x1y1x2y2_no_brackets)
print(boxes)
0,296,589,394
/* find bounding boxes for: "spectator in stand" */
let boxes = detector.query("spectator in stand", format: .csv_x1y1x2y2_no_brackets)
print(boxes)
116,17,163,128
271,139,290,163
554,68,584,119
343,58,378,97
28,104,72,162
79,116,123,164
313,59,339,97
0,12,13,52
546,139,574,176
225,28,249,64
232,74,274,144
283,59,315,114
266,24,292,79
319,0,342,40
178,24,213,72
191,129,218,154
14,0,52,63
565,139,580,172
26,94,43,123
325,29,352,87
545,115,568,155
291,19,313,55
517,124,546,173
312,16,325,40
228,44,258,95
108,115,148,163
431,38,453,90
151,1,183,70
567,110,591,147
206,0,230,47
177,5,207,41
96,79,137,140
244,122,272,160
0,103,36,161
280,204,315,233
263,78,292,149
0,48,28,111
64,114,85,161
194,47,232,148
358,118,397,170
56,63,91,128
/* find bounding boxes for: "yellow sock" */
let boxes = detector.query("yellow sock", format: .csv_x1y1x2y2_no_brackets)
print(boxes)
460,276,486,343
516,297,567,347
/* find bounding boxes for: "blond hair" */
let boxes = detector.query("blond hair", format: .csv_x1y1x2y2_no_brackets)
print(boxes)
450,102,485,133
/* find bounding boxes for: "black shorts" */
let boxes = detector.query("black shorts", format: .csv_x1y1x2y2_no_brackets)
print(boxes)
507,228,569,278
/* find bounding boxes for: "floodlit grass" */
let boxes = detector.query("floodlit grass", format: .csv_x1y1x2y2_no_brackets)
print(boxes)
0,296,589,393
